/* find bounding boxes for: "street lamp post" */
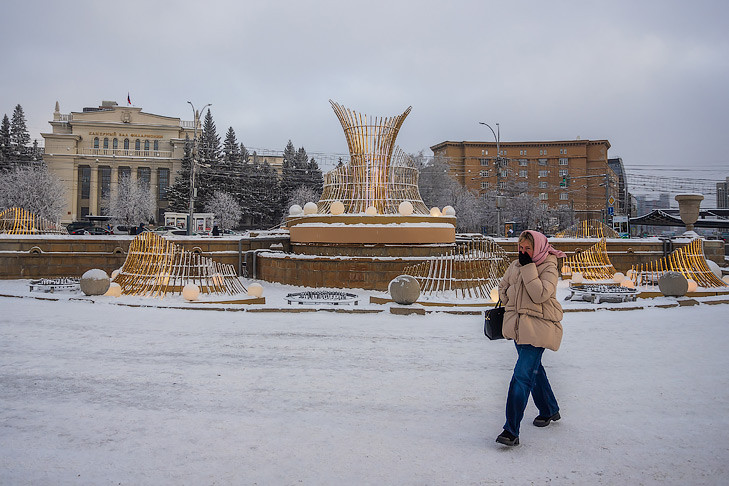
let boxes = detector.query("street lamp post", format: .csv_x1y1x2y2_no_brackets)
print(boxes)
479,122,501,235
187,101,211,235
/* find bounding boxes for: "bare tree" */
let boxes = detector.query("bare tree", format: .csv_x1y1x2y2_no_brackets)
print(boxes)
284,185,321,210
204,190,242,230
0,165,66,221
109,175,155,226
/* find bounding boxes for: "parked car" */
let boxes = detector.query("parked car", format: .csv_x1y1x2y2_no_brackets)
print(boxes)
110,225,130,235
71,226,111,235
66,221,94,234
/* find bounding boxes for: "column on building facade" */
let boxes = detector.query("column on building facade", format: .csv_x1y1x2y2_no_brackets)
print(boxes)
89,162,99,216
110,164,118,203
71,164,79,221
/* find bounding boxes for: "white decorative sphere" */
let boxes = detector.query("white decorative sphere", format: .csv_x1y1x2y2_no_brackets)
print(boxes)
571,272,584,284
620,279,635,289
489,286,500,303
303,202,318,215
182,283,200,301
430,207,442,217
687,279,698,293
289,204,303,216
706,259,722,279
365,206,378,216
389,275,420,305
330,201,345,215
443,205,456,216
105,282,122,297
247,283,263,298
612,272,625,283
398,201,414,216
80,269,111,296
111,269,120,280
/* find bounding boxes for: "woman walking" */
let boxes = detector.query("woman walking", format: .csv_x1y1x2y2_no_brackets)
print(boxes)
495,230,566,446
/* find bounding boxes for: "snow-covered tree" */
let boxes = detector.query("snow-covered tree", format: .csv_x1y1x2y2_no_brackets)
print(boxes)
502,193,551,233
109,174,156,226
195,109,221,209
284,185,322,213
204,190,242,230
0,165,66,221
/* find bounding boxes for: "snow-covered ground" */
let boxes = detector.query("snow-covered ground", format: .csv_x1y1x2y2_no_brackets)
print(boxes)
1,280,729,485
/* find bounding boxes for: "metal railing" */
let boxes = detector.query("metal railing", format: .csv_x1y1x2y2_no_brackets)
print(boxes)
79,148,172,158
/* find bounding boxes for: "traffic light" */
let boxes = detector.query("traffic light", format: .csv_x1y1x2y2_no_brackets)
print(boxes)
560,175,570,187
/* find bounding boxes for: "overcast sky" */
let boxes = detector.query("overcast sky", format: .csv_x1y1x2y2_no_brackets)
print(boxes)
1,0,728,175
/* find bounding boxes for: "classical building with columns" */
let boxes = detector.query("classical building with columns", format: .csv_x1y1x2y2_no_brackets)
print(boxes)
42,100,196,224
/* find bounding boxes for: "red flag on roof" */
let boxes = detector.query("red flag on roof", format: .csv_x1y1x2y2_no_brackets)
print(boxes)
127,93,131,105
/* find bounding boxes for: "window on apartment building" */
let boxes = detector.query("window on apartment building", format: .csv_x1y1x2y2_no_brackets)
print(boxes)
559,169,569,176
539,193,548,201
103,138,109,149
519,170,528,178
124,139,129,150
559,158,568,165
519,159,528,166
482,149,488,155
158,168,170,201
480,158,489,166
113,138,118,150
99,166,111,199
481,181,489,189
539,170,549,177
559,204,570,210
498,180,506,190
500,170,507,178
539,158,547,166
539,181,547,188
138,167,151,189
560,192,568,200
540,203,549,210
135,139,141,151
499,149,506,156
93,137,99,149
539,149,547,156
144,140,150,152
153,140,159,153
480,170,489,177
519,150,526,156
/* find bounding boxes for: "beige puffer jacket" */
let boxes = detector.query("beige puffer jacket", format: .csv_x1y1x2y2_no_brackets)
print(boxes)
497,254,563,351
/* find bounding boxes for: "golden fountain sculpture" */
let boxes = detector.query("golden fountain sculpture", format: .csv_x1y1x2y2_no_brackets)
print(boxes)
554,219,619,239
403,238,510,300
113,231,246,298
287,101,455,248
561,238,617,281
628,238,727,289
0,207,64,234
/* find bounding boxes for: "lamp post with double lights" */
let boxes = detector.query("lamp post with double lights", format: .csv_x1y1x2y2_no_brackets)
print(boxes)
479,122,504,235
186,101,212,235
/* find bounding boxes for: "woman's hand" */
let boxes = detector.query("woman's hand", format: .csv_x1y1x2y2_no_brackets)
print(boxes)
518,251,532,266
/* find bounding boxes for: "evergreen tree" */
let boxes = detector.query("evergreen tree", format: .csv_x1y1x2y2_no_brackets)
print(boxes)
166,136,193,212
240,143,250,163
306,157,323,194
196,109,221,209
217,126,241,195
10,104,31,163
246,160,282,228
0,114,11,171
222,127,241,164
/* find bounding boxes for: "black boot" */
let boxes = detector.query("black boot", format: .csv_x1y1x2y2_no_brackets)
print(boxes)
533,412,561,427
495,429,519,446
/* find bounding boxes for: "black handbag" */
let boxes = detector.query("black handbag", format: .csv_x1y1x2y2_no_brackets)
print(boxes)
484,300,505,340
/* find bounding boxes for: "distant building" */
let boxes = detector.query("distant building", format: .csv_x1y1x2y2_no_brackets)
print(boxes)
717,177,729,209
634,193,671,217
42,100,196,224
607,157,630,217
430,139,619,221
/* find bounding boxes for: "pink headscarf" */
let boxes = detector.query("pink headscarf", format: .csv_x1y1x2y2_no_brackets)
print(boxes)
520,230,566,266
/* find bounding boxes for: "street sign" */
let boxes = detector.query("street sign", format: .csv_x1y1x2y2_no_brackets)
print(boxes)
608,196,615,206
608,206,614,215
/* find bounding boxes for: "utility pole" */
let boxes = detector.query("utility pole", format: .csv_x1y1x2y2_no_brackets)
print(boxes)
186,101,211,235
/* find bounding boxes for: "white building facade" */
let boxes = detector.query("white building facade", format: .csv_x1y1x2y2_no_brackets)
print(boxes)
42,100,196,224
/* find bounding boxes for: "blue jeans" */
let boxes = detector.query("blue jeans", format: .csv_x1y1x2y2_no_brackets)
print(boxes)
504,343,559,437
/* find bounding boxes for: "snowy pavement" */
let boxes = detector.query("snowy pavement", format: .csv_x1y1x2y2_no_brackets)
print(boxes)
1,288,729,485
